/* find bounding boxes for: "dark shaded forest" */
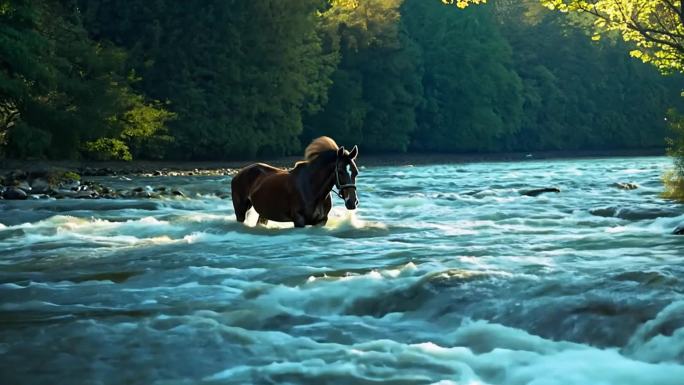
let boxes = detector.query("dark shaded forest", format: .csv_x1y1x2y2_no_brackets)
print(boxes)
1,0,682,160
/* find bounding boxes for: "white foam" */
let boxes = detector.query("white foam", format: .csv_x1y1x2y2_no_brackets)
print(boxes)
626,300,684,363
203,321,684,385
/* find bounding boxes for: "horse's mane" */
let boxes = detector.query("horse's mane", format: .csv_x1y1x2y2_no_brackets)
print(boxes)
304,136,338,161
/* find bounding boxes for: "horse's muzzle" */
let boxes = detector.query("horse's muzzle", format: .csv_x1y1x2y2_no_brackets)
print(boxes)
345,197,359,210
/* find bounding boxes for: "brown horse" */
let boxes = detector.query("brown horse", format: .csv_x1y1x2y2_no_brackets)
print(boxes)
231,137,359,227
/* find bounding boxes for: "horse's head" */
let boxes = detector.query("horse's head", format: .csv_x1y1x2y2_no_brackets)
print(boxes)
335,145,359,210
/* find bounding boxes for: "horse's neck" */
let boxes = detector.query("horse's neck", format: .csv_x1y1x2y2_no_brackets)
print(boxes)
296,160,335,203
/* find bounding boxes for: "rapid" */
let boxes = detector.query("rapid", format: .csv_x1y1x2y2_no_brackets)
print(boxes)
1,156,683,385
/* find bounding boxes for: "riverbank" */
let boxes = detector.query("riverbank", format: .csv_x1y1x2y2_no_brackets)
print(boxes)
0,148,667,177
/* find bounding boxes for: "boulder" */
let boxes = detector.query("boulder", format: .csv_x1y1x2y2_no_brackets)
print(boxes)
674,225,684,235
591,206,680,220
53,190,78,199
76,190,99,199
133,191,152,198
60,180,81,191
16,181,32,193
521,187,561,197
30,178,51,194
3,186,28,200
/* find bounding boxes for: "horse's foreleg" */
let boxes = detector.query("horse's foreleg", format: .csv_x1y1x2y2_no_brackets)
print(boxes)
231,187,251,223
293,213,306,228
314,217,328,227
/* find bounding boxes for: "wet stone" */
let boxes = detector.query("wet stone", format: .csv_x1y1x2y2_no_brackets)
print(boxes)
30,178,51,194
3,186,28,200
521,187,561,197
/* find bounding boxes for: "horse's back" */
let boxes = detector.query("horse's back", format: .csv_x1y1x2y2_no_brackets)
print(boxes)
231,163,286,222
232,163,283,191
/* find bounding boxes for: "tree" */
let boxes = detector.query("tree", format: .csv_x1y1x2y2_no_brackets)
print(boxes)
305,0,424,152
0,0,171,160
80,0,334,159
405,0,523,152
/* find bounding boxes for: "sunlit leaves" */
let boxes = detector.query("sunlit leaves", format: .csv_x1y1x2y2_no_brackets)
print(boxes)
442,0,487,9
453,0,684,73
539,0,684,73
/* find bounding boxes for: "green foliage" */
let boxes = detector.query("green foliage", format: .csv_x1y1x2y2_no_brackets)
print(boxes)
6,122,51,159
62,171,81,182
306,0,424,152
79,0,334,159
497,1,683,151
84,138,132,161
1,0,681,164
0,0,171,160
541,0,684,73
405,0,523,152
664,109,684,200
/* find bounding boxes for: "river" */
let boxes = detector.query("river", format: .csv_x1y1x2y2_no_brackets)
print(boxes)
1,156,683,384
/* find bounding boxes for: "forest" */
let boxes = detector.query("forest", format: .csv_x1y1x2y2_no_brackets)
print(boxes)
1,0,683,161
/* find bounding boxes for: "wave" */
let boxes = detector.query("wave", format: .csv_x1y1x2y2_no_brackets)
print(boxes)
202,320,684,385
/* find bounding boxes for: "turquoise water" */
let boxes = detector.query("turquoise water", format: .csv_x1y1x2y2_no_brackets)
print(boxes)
1,157,683,385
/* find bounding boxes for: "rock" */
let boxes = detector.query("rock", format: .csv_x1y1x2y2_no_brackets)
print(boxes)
133,191,152,199
16,181,32,193
30,178,51,194
3,186,28,200
674,225,684,235
591,206,680,220
81,167,96,177
613,182,638,190
521,187,561,197
171,190,185,197
132,187,144,193
153,170,163,176
52,190,78,199
154,186,167,193
76,190,99,199
60,180,80,191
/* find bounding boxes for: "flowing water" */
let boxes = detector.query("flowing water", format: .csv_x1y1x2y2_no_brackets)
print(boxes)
1,157,684,385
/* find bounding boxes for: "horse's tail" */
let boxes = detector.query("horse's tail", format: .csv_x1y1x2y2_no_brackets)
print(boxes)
231,163,276,222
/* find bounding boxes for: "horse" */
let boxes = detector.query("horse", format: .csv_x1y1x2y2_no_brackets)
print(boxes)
231,137,359,228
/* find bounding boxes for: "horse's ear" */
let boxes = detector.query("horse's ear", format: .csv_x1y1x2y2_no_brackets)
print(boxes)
349,145,358,159
337,146,345,157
